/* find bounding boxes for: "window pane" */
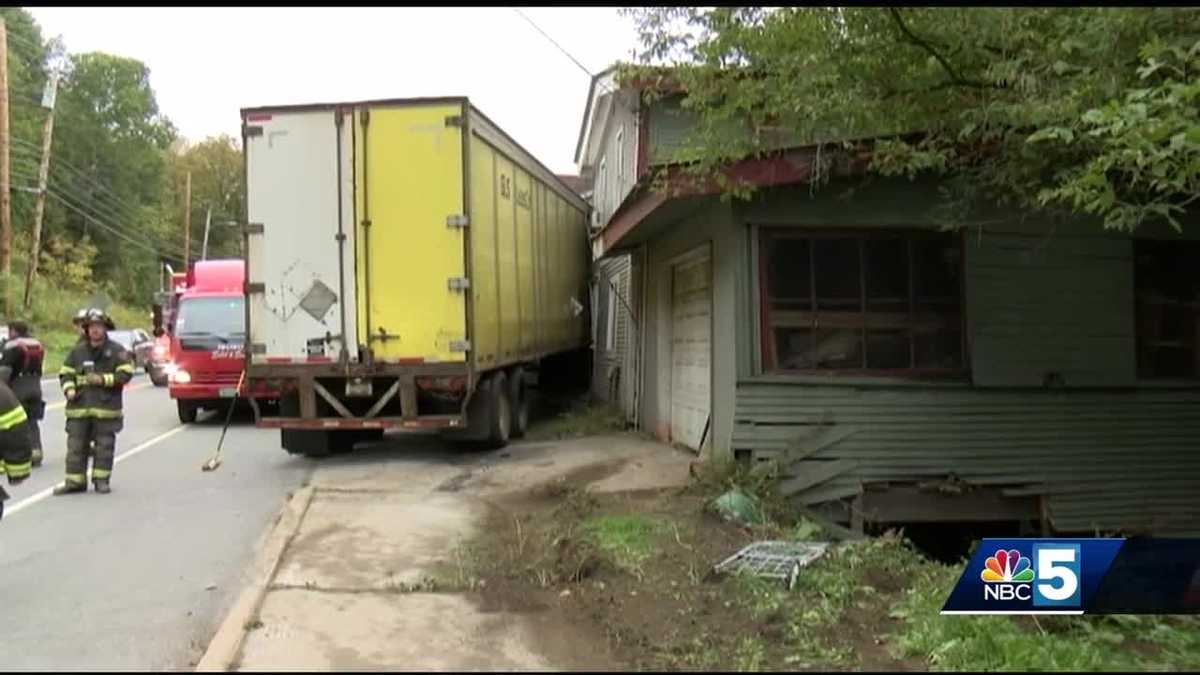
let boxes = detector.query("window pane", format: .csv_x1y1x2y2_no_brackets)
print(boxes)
867,330,910,369
866,238,909,314
774,327,812,370
767,237,811,309
915,329,963,369
1135,241,1200,378
814,239,861,311
913,235,961,308
809,328,862,369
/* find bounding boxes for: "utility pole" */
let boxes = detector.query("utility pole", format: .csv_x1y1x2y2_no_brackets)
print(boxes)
201,205,211,260
182,171,191,267
0,18,11,317
22,74,58,309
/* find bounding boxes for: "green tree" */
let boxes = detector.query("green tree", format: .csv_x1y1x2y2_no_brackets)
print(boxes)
622,7,1200,231
50,51,179,301
162,134,244,261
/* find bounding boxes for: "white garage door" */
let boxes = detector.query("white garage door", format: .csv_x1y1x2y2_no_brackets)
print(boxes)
670,246,712,453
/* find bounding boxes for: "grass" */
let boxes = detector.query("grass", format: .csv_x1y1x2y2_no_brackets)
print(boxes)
525,402,626,441
13,271,147,375
889,560,1200,671
580,514,666,579
700,467,1200,671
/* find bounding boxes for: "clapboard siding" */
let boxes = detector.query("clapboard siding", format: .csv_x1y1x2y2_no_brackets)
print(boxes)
967,234,1137,387
734,381,1200,535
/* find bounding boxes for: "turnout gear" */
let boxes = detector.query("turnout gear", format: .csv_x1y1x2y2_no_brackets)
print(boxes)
58,322,133,492
0,321,46,467
0,380,33,520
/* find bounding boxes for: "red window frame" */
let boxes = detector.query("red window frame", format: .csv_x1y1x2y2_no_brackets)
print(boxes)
757,227,969,378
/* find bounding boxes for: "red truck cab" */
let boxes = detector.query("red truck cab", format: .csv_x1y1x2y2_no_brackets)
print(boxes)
167,260,277,423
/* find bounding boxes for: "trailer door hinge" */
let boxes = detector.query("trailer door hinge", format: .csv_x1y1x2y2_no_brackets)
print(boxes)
446,214,468,229
243,125,264,138
244,222,264,235
445,115,463,127
448,277,471,291
449,340,471,353
250,343,267,355
245,282,266,294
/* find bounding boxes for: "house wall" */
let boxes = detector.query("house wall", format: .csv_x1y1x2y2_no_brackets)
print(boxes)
588,91,640,228
613,176,1198,532
724,177,1200,535
592,253,633,414
640,198,740,458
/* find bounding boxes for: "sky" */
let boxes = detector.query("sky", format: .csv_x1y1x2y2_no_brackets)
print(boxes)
25,6,643,175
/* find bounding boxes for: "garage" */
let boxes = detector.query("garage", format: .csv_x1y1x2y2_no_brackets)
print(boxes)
669,245,712,452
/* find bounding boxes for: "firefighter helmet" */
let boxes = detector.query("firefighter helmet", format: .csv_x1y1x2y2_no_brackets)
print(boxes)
82,308,115,331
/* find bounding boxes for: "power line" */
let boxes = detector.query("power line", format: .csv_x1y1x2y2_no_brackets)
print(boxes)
24,182,170,259
10,163,199,260
10,137,197,252
513,8,595,79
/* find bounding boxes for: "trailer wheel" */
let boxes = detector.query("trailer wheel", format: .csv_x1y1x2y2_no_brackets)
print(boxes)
177,400,198,424
281,429,334,458
508,367,529,439
486,372,511,449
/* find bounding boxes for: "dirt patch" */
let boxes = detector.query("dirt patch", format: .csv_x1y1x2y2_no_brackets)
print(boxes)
445,460,934,672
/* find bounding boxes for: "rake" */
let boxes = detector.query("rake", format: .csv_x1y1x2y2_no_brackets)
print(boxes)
201,369,245,472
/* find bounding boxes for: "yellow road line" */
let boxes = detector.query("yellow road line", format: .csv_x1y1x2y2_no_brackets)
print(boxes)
45,381,154,411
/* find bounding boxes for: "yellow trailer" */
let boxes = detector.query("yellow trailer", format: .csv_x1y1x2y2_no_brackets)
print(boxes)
241,97,591,454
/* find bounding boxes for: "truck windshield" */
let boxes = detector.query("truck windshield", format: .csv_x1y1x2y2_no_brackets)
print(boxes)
176,297,245,340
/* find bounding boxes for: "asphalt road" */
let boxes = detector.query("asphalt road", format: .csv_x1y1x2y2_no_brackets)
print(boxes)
0,373,314,671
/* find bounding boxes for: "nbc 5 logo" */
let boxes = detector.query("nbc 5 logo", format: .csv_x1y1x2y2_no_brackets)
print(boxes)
980,544,1082,607
1032,544,1081,607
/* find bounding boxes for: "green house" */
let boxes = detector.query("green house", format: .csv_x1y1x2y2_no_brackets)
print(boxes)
576,67,1200,537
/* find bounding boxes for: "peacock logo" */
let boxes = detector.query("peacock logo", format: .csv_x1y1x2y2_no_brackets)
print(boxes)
981,549,1035,583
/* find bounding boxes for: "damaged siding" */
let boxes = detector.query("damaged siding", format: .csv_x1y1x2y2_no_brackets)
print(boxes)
732,178,1200,535
733,382,1200,535
593,254,633,409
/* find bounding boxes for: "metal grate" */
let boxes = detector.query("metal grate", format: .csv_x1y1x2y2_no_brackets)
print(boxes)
714,541,830,589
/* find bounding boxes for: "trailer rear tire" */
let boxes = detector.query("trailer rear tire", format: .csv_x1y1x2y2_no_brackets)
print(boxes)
177,401,198,424
281,429,335,458
486,372,511,449
509,367,529,439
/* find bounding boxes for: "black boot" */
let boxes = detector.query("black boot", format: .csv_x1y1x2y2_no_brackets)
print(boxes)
53,482,86,496
31,447,43,468
94,479,111,494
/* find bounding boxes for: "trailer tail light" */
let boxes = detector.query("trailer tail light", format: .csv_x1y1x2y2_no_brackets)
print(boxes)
415,376,467,393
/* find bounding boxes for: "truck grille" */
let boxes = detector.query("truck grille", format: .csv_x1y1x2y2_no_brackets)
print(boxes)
192,372,243,385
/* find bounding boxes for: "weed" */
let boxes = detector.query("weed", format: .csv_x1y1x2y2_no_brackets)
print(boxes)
889,562,1200,671
733,636,767,672
526,402,625,441
581,513,665,580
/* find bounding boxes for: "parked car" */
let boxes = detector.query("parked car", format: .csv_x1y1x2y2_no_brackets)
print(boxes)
148,333,172,387
108,329,155,373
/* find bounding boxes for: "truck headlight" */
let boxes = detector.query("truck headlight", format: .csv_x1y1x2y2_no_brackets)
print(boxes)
172,369,191,384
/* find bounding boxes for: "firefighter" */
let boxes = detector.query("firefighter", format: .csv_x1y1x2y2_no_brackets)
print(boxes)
0,378,32,521
0,320,46,467
54,309,134,495
72,307,91,339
